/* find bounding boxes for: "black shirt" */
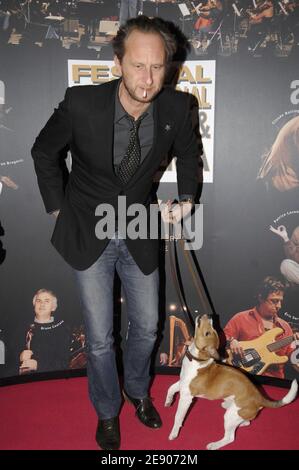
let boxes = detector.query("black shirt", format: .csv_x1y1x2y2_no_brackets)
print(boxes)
113,80,154,169
29,319,70,372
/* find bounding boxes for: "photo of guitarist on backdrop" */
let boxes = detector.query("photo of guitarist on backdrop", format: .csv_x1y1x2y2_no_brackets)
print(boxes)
224,276,299,379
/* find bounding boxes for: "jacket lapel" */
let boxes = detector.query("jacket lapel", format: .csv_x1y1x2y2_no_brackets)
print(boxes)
89,79,120,184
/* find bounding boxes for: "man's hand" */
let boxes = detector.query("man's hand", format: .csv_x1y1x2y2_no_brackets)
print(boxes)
159,352,169,365
20,359,38,371
159,200,193,225
229,339,245,359
19,350,33,362
0,176,18,190
270,225,289,242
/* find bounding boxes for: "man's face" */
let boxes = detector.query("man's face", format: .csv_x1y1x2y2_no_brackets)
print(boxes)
260,290,284,318
34,292,55,319
114,30,167,104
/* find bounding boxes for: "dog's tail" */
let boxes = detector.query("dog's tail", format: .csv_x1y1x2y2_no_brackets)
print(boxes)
262,379,298,408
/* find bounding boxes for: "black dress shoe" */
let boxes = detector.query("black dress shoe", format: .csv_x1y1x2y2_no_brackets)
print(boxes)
96,416,120,450
123,391,162,429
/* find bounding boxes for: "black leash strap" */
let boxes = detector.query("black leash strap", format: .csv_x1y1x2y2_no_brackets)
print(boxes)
168,213,213,333
168,223,195,332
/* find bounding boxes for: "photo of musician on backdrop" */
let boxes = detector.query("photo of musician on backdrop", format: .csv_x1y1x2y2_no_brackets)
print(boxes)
224,276,299,379
257,115,299,193
0,0,298,57
19,289,70,374
268,221,299,286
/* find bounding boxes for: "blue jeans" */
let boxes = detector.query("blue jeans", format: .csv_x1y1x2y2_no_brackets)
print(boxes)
73,233,159,419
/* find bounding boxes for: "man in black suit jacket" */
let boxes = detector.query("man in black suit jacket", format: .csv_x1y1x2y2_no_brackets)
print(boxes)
32,16,203,450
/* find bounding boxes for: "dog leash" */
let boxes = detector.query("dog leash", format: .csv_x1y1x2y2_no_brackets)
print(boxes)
177,237,213,316
168,211,214,332
168,222,195,333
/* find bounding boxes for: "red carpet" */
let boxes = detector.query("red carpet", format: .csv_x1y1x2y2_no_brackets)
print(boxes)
0,375,298,450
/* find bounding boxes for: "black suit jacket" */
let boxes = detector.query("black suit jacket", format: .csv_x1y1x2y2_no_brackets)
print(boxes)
31,78,203,274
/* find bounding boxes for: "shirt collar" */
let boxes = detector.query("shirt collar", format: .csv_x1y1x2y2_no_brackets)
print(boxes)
250,307,285,328
34,316,54,324
114,79,153,123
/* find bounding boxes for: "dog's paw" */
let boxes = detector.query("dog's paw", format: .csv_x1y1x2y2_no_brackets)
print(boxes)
206,441,221,450
240,420,250,427
168,431,178,440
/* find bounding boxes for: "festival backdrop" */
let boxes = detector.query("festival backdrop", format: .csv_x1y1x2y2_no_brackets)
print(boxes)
0,0,299,385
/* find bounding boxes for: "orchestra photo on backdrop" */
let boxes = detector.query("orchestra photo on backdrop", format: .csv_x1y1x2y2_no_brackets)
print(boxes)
0,0,298,57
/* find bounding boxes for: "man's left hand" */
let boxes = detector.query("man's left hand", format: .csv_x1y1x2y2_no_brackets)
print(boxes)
20,359,38,371
159,200,193,225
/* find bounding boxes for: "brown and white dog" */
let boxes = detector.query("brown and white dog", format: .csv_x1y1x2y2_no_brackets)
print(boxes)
165,314,298,450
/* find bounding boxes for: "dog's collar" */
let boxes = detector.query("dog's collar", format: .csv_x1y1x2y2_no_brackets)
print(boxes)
185,346,212,364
